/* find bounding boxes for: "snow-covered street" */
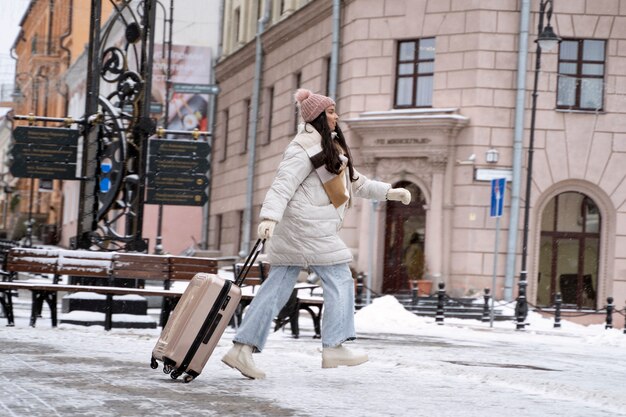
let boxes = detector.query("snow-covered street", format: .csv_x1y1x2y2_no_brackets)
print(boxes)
2,295,626,417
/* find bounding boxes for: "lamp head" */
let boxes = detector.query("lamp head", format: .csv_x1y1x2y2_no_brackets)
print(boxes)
537,23,561,52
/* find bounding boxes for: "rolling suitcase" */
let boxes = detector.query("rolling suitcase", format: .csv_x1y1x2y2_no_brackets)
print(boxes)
150,239,264,383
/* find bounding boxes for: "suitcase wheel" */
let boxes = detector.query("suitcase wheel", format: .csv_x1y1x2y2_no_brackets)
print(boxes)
150,357,158,369
183,375,194,383
171,369,182,380
163,364,173,374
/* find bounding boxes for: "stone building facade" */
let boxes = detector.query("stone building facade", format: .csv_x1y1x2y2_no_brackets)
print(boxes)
6,1,113,244
211,0,626,310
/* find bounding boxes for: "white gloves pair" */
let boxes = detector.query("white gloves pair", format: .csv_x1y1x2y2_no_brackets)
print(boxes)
386,188,412,205
258,219,277,239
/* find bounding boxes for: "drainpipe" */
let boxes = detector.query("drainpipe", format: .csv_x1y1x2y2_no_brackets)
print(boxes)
240,0,271,258
504,0,531,301
47,0,55,55
204,0,225,251
328,0,341,100
59,0,73,114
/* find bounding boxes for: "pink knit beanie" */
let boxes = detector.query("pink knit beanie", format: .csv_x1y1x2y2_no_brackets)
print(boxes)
294,88,335,122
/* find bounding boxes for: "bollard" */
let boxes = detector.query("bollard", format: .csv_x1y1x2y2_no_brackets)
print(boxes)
553,293,562,329
623,301,626,335
411,279,419,306
435,282,445,325
515,277,528,330
605,297,614,329
481,288,491,322
355,273,364,307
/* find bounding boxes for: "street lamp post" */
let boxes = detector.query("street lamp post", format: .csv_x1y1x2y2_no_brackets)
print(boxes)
154,0,174,255
515,0,561,330
12,73,37,248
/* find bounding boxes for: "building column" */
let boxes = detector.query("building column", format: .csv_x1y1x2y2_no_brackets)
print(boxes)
425,170,444,280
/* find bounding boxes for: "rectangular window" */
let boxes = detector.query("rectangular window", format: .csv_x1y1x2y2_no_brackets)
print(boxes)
233,8,241,44
394,37,435,108
220,109,229,162
262,86,274,144
324,56,332,97
242,98,250,154
292,72,302,134
214,214,222,250
557,39,606,111
237,210,244,255
38,179,53,192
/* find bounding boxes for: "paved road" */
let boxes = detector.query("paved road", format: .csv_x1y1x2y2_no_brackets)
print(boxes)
2,297,626,416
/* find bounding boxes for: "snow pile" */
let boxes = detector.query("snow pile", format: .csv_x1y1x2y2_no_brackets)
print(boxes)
355,295,431,334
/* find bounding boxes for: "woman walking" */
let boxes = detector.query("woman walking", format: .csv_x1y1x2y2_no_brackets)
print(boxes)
222,89,411,379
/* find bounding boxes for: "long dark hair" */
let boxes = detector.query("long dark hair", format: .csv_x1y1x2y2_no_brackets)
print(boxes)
306,112,357,182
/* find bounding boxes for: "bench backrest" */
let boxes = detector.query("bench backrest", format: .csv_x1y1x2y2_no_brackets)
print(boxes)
112,253,169,280
8,248,69,274
169,256,217,280
233,261,269,289
6,248,217,282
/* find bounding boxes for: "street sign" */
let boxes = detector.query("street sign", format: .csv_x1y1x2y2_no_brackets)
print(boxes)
145,172,208,206
11,143,78,163
146,172,208,190
475,168,513,182
146,188,208,206
148,139,210,159
146,139,211,206
148,156,209,174
171,83,220,95
490,177,506,218
9,159,78,180
10,126,80,180
13,126,80,146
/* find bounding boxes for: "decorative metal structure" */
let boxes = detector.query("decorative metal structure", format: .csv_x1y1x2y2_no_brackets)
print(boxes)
75,0,158,252
154,0,174,255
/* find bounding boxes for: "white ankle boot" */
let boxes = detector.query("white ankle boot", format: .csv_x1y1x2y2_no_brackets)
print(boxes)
221,342,266,379
322,345,369,369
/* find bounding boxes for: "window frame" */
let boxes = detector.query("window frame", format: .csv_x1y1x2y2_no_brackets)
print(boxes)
219,108,229,162
394,37,435,109
241,98,250,154
556,38,606,112
262,86,274,145
292,71,302,134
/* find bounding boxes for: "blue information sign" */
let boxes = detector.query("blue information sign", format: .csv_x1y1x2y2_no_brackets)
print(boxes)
490,178,506,217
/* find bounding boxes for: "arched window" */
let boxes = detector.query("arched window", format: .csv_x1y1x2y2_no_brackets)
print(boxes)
537,192,600,308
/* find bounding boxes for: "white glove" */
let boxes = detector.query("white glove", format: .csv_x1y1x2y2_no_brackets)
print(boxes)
257,219,277,239
386,188,411,205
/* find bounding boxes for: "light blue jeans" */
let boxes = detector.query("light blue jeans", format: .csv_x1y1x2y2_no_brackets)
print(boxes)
233,263,356,352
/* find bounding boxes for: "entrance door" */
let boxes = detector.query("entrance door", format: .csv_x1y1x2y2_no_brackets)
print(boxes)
382,181,426,293
537,192,600,308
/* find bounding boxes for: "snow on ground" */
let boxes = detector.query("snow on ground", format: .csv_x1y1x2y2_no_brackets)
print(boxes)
2,293,626,416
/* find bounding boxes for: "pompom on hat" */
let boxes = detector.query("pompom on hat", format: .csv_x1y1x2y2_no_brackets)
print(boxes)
294,88,335,122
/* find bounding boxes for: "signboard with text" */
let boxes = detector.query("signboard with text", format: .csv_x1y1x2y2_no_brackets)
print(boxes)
145,139,210,206
9,126,79,180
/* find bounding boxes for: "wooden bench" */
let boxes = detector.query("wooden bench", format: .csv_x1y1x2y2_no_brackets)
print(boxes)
0,239,21,324
232,261,323,338
231,261,269,327
0,247,216,330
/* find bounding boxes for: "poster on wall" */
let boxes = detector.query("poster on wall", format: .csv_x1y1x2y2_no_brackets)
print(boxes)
151,45,213,136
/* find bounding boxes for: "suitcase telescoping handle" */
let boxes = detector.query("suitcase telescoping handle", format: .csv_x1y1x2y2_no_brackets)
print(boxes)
234,238,266,287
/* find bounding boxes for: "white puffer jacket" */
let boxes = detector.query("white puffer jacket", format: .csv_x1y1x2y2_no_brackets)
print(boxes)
259,127,391,267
